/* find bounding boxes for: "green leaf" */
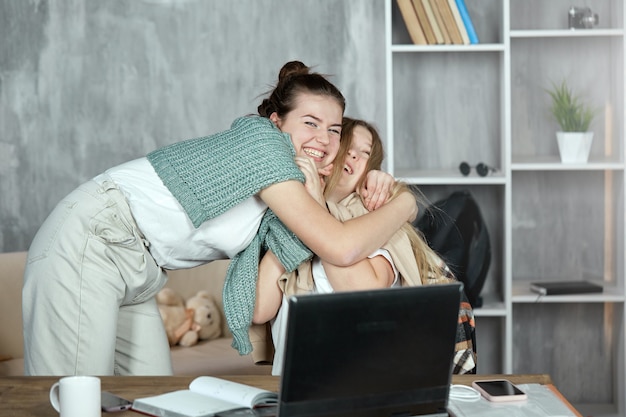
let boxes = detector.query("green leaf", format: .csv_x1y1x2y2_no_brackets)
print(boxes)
545,80,596,132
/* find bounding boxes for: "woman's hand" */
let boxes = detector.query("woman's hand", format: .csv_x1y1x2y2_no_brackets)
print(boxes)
294,156,326,207
358,170,396,211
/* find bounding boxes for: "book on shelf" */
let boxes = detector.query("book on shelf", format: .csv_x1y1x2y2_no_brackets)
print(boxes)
530,280,603,296
428,0,452,44
396,0,427,45
411,0,437,44
131,376,278,417
447,0,470,44
455,0,479,44
434,0,464,44
421,0,445,44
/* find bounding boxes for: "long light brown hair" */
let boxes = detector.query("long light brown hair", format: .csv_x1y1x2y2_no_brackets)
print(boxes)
326,117,453,285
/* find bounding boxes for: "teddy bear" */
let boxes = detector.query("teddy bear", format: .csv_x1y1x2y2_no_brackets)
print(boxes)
156,288,222,347
184,290,223,343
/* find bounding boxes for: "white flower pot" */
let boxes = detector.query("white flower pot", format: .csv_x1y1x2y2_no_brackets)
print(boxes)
556,131,594,163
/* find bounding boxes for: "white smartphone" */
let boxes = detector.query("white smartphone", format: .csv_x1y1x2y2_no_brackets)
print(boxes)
471,379,528,402
101,391,133,412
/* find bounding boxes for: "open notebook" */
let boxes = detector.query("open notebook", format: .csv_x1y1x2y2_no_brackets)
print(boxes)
277,283,463,417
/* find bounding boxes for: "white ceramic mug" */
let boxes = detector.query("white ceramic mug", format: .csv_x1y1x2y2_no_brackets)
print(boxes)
49,375,101,417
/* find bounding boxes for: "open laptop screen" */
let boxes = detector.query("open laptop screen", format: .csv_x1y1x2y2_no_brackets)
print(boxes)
278,284,462,417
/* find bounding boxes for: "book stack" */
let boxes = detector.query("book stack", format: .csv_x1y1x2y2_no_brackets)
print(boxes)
397,0,479,45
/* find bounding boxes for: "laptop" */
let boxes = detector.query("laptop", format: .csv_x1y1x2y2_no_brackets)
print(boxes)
277,283,463,417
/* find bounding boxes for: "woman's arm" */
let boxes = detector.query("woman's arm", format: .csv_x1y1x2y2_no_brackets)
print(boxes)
259,180,417,267
252,250,285,324
322,255,394,292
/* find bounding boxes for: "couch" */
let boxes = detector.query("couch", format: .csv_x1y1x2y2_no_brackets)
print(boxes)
0,251,271,376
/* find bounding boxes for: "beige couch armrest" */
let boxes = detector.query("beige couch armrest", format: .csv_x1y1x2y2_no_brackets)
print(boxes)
0,252,27,361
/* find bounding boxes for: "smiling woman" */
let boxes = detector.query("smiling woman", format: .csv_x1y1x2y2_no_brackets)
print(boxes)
22,61,418,377
268,93,342,178
324,118,385,205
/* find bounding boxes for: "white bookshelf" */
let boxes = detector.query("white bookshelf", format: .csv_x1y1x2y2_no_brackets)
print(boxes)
385,1,625,415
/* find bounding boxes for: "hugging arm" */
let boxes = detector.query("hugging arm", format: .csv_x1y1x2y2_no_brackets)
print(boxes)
253,250,395,325
259,180,416,267
321,254,395,292
252,250,285,324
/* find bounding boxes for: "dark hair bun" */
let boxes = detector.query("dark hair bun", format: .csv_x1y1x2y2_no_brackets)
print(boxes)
278,61,310,82
257,60,344,118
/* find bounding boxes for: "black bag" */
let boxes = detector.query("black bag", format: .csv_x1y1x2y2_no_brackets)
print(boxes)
414,190,491,307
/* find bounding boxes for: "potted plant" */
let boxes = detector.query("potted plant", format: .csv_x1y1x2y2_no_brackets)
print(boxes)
546,80,596,163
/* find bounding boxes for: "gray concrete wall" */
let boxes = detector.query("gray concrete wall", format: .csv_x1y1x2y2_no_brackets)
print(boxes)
0,0,386,252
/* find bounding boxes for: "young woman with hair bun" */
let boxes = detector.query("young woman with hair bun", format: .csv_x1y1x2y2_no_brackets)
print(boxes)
22,61,417,376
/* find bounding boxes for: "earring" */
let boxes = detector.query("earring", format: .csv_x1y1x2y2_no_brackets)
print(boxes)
459,161,497,177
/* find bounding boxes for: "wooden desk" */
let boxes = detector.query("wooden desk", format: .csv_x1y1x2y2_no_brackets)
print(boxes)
0,374,567,417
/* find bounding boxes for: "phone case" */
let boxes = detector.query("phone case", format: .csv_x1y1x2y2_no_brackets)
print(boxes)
471,379,528,402
101,391,133,412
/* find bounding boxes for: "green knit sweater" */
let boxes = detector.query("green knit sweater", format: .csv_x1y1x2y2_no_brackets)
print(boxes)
148,116,313,354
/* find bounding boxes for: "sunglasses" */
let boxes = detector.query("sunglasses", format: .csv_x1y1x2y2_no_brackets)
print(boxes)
459,162,496,177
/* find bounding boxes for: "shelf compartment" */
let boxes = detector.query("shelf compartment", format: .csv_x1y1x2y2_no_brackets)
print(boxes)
511,171,625,286
391,52,502,174
413,184,505,308
391,0,504,46
511,36,624,161
513,302,623,413
510,0,624,31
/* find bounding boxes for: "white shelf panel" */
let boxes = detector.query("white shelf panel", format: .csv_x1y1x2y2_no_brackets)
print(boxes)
510,29,624,38
395,169,507,185
512,155,624,170
473,303,507,318
391,43,505,53
472,293,507,317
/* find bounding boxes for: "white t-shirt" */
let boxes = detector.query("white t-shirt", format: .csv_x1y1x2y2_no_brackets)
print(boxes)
270,249,399,375
93,157,267,270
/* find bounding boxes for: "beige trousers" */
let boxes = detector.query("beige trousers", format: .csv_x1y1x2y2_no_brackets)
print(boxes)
22,179,172,375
